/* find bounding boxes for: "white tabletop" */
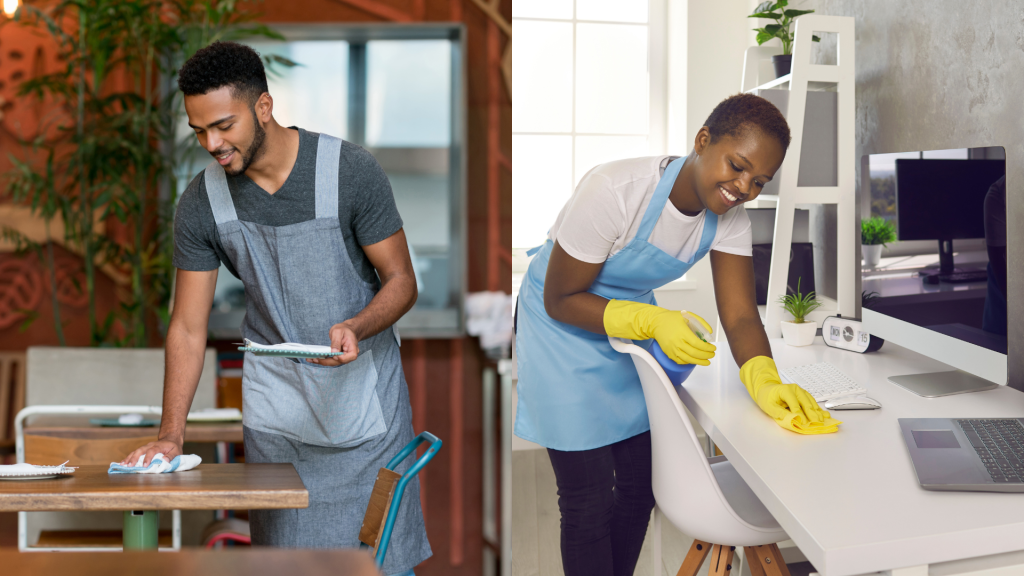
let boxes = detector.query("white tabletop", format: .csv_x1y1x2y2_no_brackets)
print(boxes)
678,338,1024,576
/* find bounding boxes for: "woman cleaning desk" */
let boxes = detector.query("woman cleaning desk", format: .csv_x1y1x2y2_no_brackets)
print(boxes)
515,93,840,576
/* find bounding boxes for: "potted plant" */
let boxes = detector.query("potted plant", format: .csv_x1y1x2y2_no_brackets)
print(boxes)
861,217,897,269
777,278,822,346
748,1,820,78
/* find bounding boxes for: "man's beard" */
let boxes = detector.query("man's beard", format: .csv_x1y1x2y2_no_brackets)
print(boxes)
223,109,267,176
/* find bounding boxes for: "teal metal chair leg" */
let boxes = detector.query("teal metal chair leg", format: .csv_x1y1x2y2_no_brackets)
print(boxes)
123,510,159,550
371,431,442,567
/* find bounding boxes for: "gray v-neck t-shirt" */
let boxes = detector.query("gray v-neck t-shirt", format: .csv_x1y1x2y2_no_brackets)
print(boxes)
172,127,403,286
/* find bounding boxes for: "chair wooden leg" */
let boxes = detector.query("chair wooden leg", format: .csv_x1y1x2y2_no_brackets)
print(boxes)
747,544,792,576
744,547,767,576
677,539,712,576
767,544,793,576
708,544,736,576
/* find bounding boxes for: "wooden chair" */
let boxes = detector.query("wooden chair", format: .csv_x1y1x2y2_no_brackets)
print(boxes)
15,405,180,551
0,352,26,448
359,431,442,568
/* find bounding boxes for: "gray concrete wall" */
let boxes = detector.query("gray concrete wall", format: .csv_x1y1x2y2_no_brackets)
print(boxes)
810,0,1024,387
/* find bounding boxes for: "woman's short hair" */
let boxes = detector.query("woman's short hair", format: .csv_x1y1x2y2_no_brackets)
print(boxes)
702,93,791,152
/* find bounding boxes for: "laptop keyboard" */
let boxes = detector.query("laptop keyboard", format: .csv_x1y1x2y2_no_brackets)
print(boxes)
957,419,1024,483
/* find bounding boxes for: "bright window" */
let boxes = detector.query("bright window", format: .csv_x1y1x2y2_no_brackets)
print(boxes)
512,0,665,249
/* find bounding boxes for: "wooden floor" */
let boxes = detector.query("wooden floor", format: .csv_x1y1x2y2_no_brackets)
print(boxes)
512,449,816,576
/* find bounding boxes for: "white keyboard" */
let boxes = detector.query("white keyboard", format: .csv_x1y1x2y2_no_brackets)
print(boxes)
779,362,867,402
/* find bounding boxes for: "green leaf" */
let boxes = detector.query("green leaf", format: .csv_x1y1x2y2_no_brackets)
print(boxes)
764,24,783,34
812,34,821,42
748,12,782,19
783,9,815,18
861,216,897,246
752,1,775,14
755,30,775,45
775,0,789,7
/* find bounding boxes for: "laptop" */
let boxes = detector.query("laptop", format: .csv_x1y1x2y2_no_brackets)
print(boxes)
900,418,1024,492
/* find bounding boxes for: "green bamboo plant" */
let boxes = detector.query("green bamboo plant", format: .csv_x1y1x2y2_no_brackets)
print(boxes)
4,0,289,346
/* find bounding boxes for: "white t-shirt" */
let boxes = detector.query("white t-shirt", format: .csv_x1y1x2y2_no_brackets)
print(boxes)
549,156,753,264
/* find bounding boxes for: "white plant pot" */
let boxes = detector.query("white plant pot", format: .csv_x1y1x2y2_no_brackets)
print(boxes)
862,244,883,268
780,320,818,347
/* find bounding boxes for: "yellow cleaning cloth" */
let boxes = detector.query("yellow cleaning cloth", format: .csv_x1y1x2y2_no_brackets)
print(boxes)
739,356,841,435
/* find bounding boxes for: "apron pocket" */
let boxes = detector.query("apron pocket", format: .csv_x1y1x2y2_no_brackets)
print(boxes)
298,349,387,447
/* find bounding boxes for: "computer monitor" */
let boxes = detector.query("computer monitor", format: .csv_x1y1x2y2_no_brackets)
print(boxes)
862,147,1008,396
895,158,1006,276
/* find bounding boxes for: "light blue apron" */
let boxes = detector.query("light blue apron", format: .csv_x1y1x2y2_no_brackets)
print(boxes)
515,156,719,451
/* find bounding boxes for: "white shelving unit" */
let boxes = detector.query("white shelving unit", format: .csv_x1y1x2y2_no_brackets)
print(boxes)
741,15,857,336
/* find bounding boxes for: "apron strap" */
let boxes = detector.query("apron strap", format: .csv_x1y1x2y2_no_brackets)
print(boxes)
203,161,239,225
695,212,719,259
315,134,342,219
635,156,685,242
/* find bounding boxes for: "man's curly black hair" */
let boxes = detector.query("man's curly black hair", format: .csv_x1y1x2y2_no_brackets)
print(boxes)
178,41,268,105
702,93,791,152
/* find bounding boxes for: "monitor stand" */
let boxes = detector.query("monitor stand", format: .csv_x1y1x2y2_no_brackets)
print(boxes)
888,370,999,398
937,238,955,275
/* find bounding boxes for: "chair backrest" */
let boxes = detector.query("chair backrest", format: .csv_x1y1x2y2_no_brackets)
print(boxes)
0,351,26,443
608,337,759,544
26,347,217,409
24,430,158,466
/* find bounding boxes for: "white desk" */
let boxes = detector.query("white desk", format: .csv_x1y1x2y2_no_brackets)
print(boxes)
678,338,1024,576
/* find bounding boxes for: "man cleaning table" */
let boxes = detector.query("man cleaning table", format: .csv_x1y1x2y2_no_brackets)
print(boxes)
122,41,430,574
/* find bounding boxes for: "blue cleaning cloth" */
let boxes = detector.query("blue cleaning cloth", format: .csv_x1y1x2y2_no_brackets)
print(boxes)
108,453,202,474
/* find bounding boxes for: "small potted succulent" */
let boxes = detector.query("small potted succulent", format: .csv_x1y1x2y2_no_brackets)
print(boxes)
748,0,820,78
861,216,897,268
777,278,822,346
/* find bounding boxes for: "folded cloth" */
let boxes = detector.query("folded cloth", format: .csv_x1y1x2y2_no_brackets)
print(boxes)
108,453,202,474
740,356,842,435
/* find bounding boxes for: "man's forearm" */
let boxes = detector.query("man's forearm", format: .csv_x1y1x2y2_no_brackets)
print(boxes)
158,322,208,445
344,273,417,341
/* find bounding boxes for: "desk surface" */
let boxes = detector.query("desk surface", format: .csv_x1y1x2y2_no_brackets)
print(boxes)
678,338,1022,576
0,549,379,575
24,416,243,443
0,464,307,512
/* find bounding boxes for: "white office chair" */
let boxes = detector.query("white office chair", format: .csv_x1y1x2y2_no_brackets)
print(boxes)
609,337,793,576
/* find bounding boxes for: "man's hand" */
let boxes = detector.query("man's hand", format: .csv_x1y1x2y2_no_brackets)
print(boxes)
307,322,360,366
120,438,183,468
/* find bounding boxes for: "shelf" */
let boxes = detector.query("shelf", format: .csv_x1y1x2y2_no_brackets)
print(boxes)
744,195,818,211
744,74,838,94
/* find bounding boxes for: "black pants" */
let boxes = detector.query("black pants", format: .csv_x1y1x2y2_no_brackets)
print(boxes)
547,431,656,576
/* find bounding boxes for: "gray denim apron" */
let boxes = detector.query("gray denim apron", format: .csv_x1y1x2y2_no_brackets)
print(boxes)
203,133,431,573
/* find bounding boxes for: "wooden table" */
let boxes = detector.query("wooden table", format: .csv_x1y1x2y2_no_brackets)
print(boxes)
0,549,380,575
24,416,244,443
0,464,307,550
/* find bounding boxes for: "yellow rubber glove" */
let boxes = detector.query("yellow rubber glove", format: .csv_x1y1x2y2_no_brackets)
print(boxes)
739,356,842,434
603,300,716,365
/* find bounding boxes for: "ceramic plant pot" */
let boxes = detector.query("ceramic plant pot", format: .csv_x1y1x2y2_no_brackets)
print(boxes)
863,244,883,268
780,320,817,347
772,54,793,78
